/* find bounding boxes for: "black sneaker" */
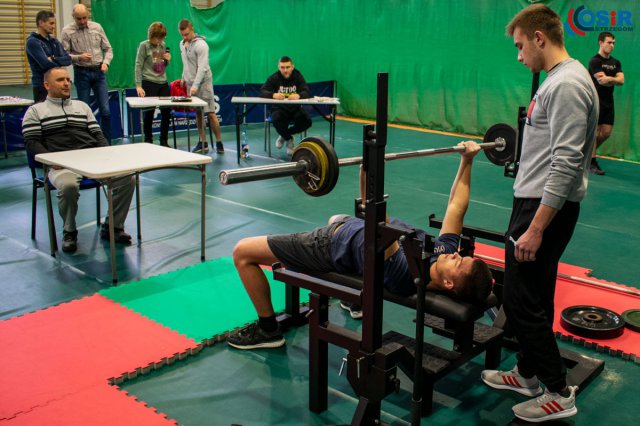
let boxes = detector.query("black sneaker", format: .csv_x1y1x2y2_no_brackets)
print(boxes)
227,321,285,350
590,159,605,175
215,141,224,154
192,141,209,154
100,225,132,244
62,230,78,253
340,301,363,319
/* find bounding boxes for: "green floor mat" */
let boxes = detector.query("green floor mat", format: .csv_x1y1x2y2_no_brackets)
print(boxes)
100,257,308,343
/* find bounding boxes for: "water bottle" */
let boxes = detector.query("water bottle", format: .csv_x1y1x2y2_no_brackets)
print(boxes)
241,126,249,159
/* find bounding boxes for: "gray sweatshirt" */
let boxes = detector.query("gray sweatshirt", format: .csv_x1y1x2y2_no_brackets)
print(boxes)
179,34,212,90
514,58,599,209
134,40,169,85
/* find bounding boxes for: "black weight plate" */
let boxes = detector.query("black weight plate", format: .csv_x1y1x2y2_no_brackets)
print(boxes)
298,136,340,197
560,305,625,339
483,123,516,165
621,309,640,333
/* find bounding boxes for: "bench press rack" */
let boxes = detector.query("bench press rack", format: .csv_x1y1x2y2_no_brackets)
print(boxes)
273,73,505,425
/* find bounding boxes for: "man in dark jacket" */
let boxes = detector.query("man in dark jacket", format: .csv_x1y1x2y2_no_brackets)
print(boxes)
22,68,134,253
260,56,312,156
25,10,71,103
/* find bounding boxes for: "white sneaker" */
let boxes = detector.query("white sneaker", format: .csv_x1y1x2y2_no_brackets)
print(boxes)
286,137,295,156
512,386,578,423
275,136,286,149
481,367,543,396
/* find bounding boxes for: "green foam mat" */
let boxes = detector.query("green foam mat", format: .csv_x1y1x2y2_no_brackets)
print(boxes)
100,257,308,343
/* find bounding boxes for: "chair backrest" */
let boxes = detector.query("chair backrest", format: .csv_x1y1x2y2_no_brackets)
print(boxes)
26,151,43,180
170,80,193,113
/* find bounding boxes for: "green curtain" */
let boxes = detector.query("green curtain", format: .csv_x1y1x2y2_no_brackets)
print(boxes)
93,0,639,160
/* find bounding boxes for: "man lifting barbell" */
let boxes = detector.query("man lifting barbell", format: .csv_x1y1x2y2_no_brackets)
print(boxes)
227,140,493,350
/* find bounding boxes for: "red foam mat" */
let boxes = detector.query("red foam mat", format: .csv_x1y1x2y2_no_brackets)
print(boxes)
475,243,640,361
3,384,176,425
0,294,198,421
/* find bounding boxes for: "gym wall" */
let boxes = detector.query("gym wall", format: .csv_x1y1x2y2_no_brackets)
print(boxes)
93,0,639,161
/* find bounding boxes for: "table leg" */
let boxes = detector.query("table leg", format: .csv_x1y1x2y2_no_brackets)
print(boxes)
235,104,242,164
1,111,7,158
139,110,144,143
128,107,135,143
330,106,336,146
135,173,141,242
43,165,57,257
107,180,118,284
200,165,206,261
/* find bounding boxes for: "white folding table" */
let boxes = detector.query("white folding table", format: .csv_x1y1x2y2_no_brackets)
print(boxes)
230,96,340,164
125,96,208,146
0,96,34,158
36,143,212,283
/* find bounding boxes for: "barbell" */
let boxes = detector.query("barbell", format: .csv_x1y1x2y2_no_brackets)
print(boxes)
219,123,516,197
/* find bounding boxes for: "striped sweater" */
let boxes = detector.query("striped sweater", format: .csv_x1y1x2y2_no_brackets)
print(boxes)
22,97,108,156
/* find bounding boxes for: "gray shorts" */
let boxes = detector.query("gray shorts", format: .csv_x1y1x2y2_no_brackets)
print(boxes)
193,79,215,113
267,216,352,272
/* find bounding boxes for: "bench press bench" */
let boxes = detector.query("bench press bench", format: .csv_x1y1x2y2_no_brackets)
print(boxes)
276,266,504,415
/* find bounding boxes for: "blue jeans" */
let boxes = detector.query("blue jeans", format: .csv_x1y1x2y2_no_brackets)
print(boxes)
74,67,111,141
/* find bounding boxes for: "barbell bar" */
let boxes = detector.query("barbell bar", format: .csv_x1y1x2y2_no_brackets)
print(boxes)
220,123,516,196
336,138,506,168
220,140,504,185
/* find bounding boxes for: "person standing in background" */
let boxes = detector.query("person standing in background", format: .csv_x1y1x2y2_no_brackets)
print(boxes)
25,10,71,103
588,32,624,176
61,3,113,142
178,19,224,155
134,22,172,147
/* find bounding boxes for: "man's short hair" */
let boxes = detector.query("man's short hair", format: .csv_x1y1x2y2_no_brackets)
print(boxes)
179,19,193,31
598,31,615,43
43,67,64,81
36,10,54,25
279,56,293,64
148,22,167,39
454,258,493,305
506,4,564,47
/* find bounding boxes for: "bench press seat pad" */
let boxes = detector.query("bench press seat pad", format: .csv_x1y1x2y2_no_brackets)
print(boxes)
311,271,495,324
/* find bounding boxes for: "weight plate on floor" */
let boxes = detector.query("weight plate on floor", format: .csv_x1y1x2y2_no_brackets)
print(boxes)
560,305,625,339
621,309,640,333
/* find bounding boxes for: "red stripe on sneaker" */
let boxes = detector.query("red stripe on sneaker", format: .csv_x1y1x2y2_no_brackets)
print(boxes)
550,400,564,411
541,404,554,415
502,376,511,386
512,377,522,387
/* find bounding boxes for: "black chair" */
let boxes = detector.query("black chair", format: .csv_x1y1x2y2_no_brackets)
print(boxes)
28,152,102,241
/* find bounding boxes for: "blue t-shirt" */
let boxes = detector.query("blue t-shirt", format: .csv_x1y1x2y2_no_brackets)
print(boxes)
330,217,460,295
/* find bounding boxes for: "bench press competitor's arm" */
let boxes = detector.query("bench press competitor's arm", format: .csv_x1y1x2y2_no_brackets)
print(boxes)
440,141,481,236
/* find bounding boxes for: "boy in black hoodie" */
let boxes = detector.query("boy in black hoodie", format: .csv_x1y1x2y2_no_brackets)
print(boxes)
260,56,312,156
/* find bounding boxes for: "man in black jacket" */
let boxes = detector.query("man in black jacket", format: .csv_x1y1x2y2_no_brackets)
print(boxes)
260,56,312,156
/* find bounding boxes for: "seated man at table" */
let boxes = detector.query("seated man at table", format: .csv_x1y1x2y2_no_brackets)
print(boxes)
260,56,312,156
227,141,493,350
22,67,135,253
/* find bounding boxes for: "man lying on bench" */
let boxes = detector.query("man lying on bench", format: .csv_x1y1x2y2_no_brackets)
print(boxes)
227,140,493,350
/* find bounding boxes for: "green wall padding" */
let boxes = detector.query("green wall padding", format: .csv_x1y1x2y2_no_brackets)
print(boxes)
93,0,639,160
100,257,309,343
